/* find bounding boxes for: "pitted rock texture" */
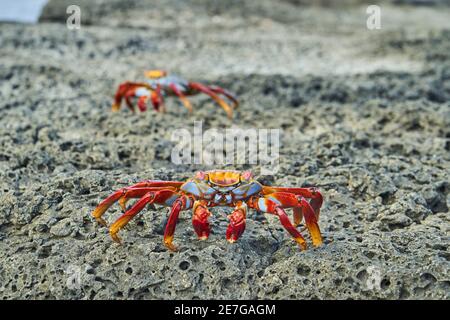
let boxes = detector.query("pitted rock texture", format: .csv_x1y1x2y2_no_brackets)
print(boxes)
0,0,449,299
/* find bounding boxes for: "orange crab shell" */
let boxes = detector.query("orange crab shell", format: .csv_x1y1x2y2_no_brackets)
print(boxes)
195,170,253,187
144,69,167,79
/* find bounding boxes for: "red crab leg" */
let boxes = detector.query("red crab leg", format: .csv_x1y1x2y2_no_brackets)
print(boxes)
164,195,193,251
92,187,175,226
109,189,179,243
293,207,303,227
117,186,178,211
92,181,183,225
129,180,184,189
297,197,322,246
188,82,234,119
263,187,323,219
112,82,130,111
258,192,323,247
208,85,239,109
192,200,211,240
112,82,152,112
125,89,135,113
93,189,129,227
121,181,183,209
226,202,247,243
250,196,307,250
137,95,149,112
169,83,193,114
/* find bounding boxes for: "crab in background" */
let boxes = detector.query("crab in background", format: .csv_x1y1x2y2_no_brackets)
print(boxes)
112,70,239,119
92,170,323,251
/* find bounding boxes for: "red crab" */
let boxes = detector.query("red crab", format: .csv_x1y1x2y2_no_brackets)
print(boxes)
92,170,324,251
111,70,239,119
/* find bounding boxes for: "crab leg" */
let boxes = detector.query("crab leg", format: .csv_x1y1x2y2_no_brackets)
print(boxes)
164,195,193,251
112,82,130,111
92,189,127,227
117,186,178,211
107,190,166,243
188,82,234,119
192,200,211,240
226,202,247,243
107,189,179,243
129,180,184,189
297,197,322,246
264,187,323,219
92,181,183,225
169,83,193,114
208,85,239,109
112,82,153,112
252,196,307,250
292,207,303,227
257,192,323,247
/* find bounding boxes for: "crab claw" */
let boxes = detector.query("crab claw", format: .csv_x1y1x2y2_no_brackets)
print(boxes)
192,202,211,240
226,206,246,243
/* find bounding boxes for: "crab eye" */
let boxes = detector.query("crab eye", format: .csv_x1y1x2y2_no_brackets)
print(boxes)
240,171,253,182
195,171,208,181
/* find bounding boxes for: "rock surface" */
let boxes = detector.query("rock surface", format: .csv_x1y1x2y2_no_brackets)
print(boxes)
0,0,449,299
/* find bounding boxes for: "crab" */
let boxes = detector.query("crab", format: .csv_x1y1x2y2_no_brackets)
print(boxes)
111,70,239,119
92,170,324,251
